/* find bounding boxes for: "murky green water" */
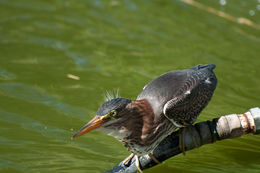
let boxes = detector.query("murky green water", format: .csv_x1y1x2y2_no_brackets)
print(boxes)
0,0,260,172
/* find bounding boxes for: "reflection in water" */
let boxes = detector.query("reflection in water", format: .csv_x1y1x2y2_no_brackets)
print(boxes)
0,109,69,141
0,14,31,25
26,35,70,50
65,52,88,68
0,69,15,80
0,0,55,11
0,159,32,173
27,35,88,68
181,0,260,30
219,0,226,6
0,83,86,119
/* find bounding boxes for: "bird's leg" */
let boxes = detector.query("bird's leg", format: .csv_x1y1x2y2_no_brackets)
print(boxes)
135,155,143,173
148,152,160,164
123,153,135,165
179,127,186,155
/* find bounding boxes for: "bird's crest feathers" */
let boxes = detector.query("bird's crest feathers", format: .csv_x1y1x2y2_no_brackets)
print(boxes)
104,89,120,101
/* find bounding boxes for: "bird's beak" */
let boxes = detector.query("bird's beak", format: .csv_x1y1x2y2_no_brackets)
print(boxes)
72,116,106,139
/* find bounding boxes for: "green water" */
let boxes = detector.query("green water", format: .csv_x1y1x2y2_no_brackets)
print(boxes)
0,0,260,172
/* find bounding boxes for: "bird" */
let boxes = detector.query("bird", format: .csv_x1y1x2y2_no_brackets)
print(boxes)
72,64,217,172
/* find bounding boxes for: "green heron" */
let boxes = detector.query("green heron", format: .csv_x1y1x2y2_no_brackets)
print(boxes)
72,64,217,172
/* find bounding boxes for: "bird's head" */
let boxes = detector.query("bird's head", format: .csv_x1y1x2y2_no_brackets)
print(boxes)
72,98,131,139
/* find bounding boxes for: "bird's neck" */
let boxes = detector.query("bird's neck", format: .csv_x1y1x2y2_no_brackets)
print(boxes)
126,99,172,146
132,99,156,137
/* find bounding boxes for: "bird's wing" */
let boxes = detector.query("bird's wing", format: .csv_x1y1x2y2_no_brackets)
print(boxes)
137,70,190,119
138,65,217,126
163,96,185,116
162,91,196,127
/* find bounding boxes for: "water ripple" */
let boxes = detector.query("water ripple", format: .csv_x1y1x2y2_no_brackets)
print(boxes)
0,109,68,141
0,82,87,119
26,35,89,68
0,159,32,173
0,69,15,80
0,0,55,11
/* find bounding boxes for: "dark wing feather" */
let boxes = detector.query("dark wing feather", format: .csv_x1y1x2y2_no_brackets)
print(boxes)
137,67,217,127
137,70,190,120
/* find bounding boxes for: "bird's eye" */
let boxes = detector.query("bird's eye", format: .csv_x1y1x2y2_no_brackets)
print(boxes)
110,110,117,118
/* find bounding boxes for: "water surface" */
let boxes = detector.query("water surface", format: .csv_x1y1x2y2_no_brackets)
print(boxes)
0,0,260,172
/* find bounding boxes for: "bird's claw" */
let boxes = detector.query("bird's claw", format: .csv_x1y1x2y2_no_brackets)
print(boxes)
122,153,143,173
135,155,143,173
123,153,135,166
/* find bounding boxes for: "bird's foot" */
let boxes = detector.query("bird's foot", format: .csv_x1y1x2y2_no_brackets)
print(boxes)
179,127,186,155
135,155,143,173
123,153,135,166
123,153,144,172
148,152,160,164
